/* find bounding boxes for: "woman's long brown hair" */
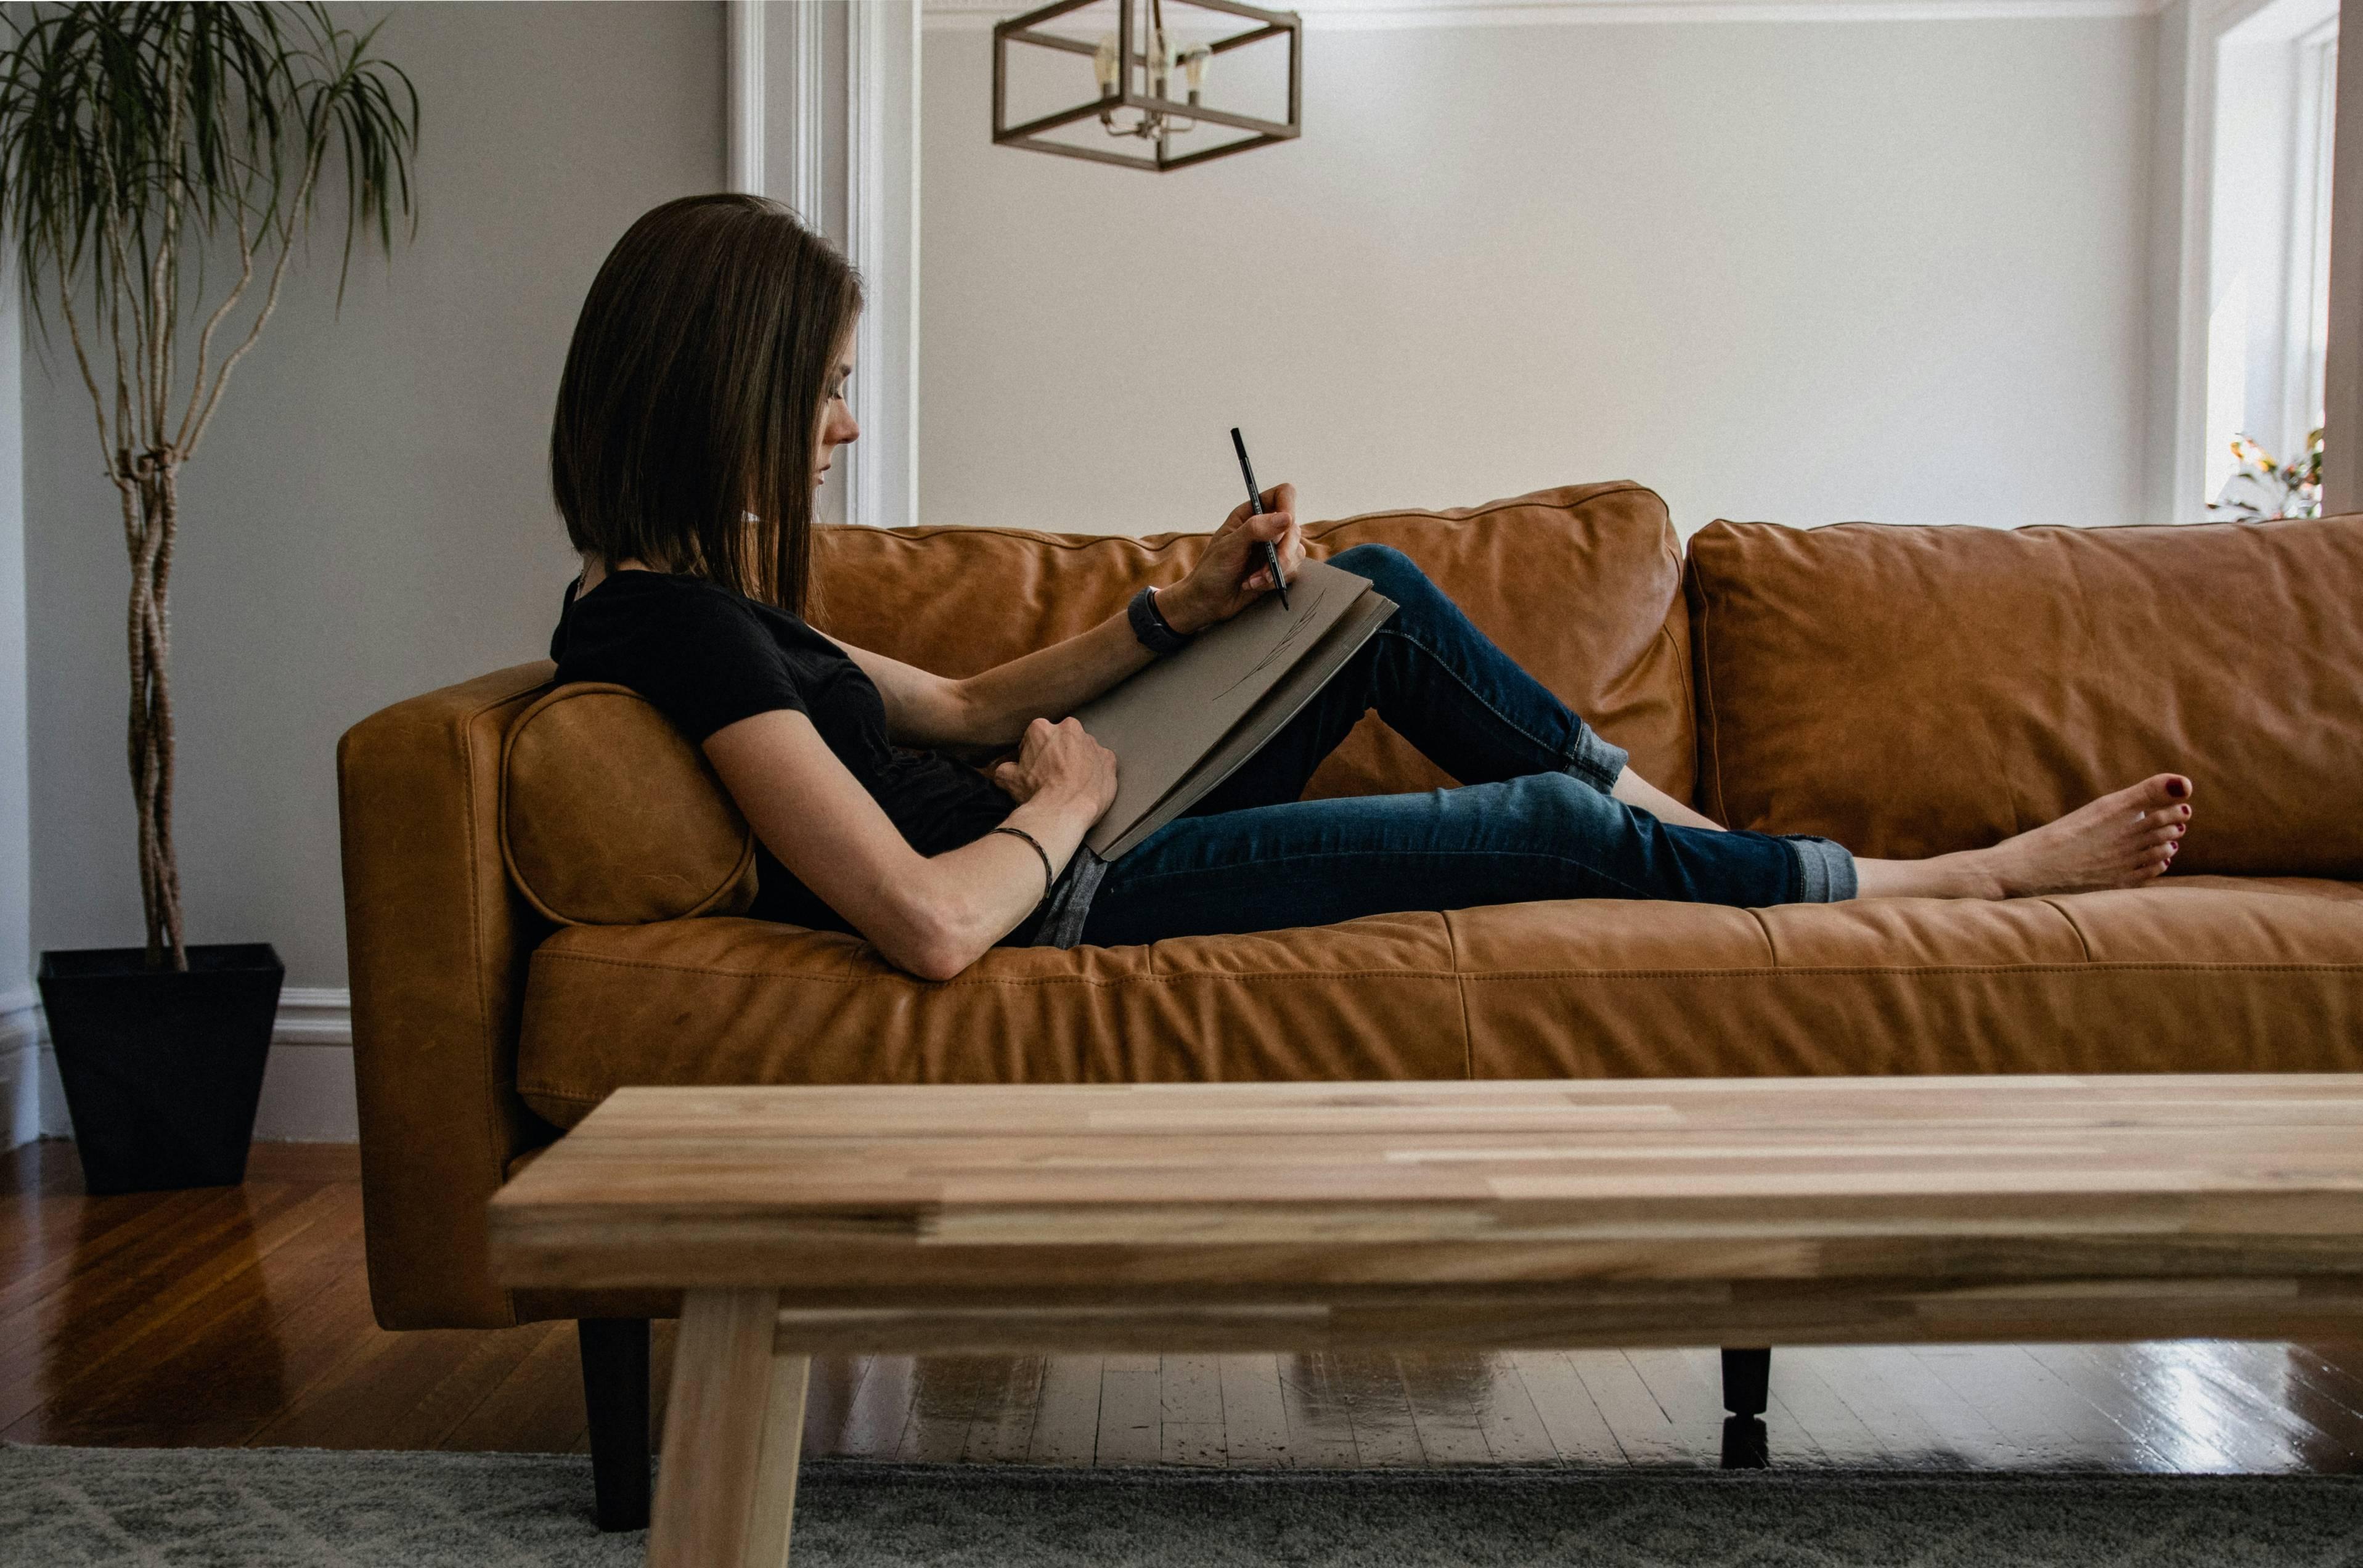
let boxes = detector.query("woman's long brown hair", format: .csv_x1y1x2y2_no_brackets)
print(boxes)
550,194,862,615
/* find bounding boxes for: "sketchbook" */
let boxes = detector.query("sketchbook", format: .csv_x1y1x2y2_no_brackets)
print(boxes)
1071,559,1398,859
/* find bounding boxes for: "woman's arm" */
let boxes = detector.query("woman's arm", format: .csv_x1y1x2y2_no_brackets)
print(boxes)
837,486,1307,751
703,707,1116,980
833,608,1157,753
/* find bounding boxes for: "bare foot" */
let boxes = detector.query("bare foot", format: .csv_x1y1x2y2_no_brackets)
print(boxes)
1964,774,2192,898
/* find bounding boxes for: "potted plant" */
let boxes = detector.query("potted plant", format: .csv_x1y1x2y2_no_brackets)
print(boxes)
0,4,418,1193
2210,428,2326,521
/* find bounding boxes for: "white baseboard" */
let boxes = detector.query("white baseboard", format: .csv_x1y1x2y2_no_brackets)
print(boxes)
272,986,355,1045
0,987,39,1151
7,984,357,1151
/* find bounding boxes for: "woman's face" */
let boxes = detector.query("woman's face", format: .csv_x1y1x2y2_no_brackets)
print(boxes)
816,337,858,490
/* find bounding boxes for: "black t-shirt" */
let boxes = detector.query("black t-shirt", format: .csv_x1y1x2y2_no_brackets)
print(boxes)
549,570,1016,933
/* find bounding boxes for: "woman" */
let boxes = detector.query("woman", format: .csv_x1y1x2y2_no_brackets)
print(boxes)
549,195,2192,981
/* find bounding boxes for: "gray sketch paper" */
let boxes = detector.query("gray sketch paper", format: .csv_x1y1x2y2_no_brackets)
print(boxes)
1071,559,1398,858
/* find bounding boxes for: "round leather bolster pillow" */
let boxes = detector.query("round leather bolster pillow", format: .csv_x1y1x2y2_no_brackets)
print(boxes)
500,683,757,926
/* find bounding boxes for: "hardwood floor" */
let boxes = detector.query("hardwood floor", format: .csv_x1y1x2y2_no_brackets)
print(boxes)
11,1140,2363,1472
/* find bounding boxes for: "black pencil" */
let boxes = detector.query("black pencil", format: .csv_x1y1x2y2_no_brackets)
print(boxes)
1229,427,1289,610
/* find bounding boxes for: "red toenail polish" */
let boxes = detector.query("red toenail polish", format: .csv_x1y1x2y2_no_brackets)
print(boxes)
2166,779,2187,798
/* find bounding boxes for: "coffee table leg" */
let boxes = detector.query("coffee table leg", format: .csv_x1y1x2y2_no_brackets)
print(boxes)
648,1288,809,1568
745,1353,811,1564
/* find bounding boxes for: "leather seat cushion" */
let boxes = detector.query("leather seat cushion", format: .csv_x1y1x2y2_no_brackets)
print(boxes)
515,910,1471,1127
513,875,2363,1128
1686,513,2363,875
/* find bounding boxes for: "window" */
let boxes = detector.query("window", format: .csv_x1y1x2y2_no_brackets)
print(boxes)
2202,0,2338,516
2284,21,2336,453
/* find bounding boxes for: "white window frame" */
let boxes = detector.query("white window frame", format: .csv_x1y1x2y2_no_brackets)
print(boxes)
2152,0,2339,520
727,1,922,531
2282,16,2338,448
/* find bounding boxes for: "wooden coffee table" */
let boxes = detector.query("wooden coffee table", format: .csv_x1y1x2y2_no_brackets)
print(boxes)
488,1076,2363,1566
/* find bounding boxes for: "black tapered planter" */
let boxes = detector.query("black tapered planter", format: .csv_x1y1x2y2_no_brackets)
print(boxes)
38,943,284,1194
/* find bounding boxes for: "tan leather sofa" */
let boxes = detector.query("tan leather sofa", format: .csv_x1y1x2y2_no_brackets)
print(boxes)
337,480,2363,1517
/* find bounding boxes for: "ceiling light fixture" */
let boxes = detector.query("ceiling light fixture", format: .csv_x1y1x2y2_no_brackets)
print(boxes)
992,0,1302,173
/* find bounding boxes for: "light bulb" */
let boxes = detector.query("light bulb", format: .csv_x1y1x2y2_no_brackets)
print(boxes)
1093,35,1117,92
1183,46,1209,94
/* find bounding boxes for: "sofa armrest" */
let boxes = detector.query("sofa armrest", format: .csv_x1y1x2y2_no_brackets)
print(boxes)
337,661,557,1330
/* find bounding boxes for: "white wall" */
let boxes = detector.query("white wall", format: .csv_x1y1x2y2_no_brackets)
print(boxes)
0,277,33,1148
13,1,724,1145
920,15,2158,538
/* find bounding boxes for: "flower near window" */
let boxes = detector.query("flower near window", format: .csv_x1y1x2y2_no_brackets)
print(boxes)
2210,428,2324,520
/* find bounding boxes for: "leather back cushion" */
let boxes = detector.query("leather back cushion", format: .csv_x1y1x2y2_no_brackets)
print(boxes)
817,481,1697,803
1687,513,2363,875
501,684,757,925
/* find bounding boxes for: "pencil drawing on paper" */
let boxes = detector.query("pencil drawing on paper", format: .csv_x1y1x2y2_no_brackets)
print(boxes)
1215,582,1330,701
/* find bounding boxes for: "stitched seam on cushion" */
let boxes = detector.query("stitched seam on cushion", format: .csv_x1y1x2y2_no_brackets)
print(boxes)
1443,911,1475,1080
530,953,1464,985
1743,907,1779,967
858,528,1202,553
462,716,525,1328
1308,483,1652,537
2039,897,2096,964
451,668,555,722
502,682,752,926
526,950,2363,986
1689,555,1726,827
1656,621,1697,805
1650,512,1697,807
1457,962,2363,979
461,723,506,1182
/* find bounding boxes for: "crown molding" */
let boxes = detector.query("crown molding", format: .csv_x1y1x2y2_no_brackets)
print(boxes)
925,0,2164,27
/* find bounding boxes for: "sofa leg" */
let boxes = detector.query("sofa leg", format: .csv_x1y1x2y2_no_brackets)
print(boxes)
1721,1414,1770,1468
579,1317,651,1532
1720,1347,1773,1469
1720,1346,1770,1416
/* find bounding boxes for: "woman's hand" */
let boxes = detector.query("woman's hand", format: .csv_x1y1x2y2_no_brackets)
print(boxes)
1157,482,1306,635
990,716,1118,817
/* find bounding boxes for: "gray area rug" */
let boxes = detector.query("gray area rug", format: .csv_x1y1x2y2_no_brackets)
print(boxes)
6,1445,2362,1567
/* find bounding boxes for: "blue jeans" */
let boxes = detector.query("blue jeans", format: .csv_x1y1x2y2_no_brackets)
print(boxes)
1048,544,1855,948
